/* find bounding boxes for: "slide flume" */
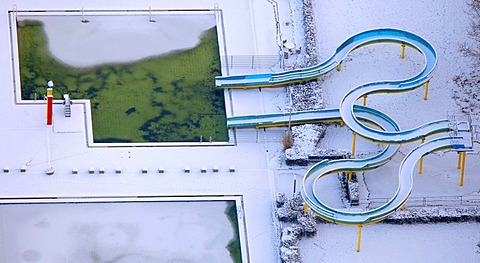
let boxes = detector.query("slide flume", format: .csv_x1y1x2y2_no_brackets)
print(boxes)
219,28,472,225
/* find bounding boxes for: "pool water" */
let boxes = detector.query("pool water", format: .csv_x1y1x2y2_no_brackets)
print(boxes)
16,13,228,143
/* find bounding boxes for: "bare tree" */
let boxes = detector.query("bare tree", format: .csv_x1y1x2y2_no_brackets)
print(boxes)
453,0,480,115
460,0,480,65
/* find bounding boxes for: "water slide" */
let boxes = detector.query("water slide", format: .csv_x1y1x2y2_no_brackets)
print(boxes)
219,28,473,225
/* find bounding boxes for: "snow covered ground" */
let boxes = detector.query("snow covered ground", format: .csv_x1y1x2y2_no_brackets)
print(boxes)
1,0,480,262
289,0,480,261
300,222,480,263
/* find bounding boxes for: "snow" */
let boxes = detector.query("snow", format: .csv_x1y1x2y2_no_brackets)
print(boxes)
1,0,480,262
0,200,234,262
300,222,480,263
18,13,216,68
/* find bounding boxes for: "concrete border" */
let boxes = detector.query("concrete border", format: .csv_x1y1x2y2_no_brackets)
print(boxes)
9,9,234,148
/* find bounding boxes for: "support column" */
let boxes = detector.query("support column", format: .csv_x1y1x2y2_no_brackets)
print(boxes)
303,202,308,214
357,225,363,252
423,81,429,100
337,62,342,71
418,137,425,174
363,95,368,106
460,152,466,186
457,151,462,170
401,204,406,211
351,132,357,156
401,43,406,59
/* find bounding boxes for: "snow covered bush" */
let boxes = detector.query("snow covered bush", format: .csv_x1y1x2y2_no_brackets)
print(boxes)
297,211,317,236
277,193,304,221
277,192,287,208
280,246,301,263
277,193,319,263
285,124,326,165
281,225,302,246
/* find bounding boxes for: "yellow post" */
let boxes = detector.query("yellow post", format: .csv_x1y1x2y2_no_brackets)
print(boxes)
457,152,461,170
357,225,363,252
401,204,406,211
363,95,367,106
423,81,429,100
401,44,406,59
348,172,352,181
337,62,342,71
351,132,357,156
339,121,344,127
418,138,425,174
460,152,466,186
303,202,308,214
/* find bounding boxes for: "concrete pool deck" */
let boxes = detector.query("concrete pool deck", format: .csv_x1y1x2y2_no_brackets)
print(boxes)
0,0,284,262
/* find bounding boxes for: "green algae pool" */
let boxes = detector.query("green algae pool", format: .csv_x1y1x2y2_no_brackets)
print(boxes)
17,19,227,143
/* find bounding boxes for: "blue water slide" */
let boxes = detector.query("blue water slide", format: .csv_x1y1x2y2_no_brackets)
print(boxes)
222,28,472,225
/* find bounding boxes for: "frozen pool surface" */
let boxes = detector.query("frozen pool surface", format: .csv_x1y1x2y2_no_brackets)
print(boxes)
0,200,236,262
18,13,216,67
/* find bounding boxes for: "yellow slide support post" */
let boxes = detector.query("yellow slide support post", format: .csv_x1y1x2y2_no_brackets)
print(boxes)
418,138,425,174
460,152,466,186
351,132,357,156
357,225,363,252
401,43,406,59
401,203,406,211
337,62,342,71
303,202,308,214
423,81,429,100
457,151,462,170
363,95,368,106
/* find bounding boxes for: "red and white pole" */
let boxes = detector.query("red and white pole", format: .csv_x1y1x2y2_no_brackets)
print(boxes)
46,81,54,125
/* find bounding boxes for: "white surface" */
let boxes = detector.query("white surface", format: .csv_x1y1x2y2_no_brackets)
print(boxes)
1,0,480,262
300,222,480,263
18,14,216,68
0,200,235,262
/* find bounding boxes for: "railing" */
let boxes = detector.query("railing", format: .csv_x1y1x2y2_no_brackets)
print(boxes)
222,55,281,69
361,195,480,208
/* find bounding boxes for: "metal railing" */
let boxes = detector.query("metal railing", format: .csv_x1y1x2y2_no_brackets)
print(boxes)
222,55,281,69
361,195,480,208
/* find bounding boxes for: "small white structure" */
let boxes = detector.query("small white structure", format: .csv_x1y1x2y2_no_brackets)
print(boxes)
63,94,71,117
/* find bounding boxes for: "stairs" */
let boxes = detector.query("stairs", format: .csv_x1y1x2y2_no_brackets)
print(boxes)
63,94,71,117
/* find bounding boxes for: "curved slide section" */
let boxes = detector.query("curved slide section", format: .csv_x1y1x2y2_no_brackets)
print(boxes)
302,136,471,225
221,28,473,225
216,28,434,89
